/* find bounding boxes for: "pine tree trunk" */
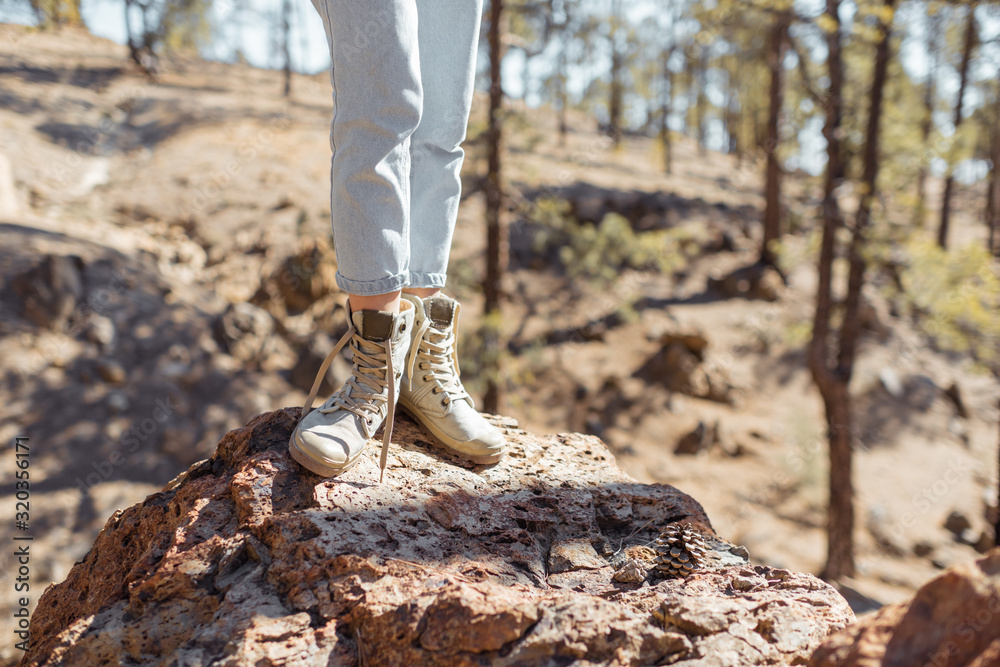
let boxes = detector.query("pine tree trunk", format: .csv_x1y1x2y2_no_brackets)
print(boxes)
124,0,137,61
811,0,893,583
836,0,894,581
988,98,999,256
686,55,697,142
558,28,568,147
281,0,292,97
696,45,708,155
915,9,938,227
822,386,855,581
726,60,739,155
760,13,789,267
608,0,623,148
988,158,997,256
937,4,976,250
810,0,847,581
483,0,506,414
660,49,673,175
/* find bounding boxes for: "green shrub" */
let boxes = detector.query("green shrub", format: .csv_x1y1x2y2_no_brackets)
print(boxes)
527,196,696,284
897,240,1000,367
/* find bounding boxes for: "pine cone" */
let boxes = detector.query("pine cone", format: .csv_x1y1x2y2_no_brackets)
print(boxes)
653,523,709,578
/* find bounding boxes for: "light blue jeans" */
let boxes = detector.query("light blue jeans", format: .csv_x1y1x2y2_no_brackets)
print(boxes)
308,0,483,296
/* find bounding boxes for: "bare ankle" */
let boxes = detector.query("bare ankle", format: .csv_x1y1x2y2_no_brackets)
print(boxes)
349,290,402,314
402,287,441,298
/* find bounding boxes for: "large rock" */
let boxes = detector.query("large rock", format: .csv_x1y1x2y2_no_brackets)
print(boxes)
11,253,85,331
22,410,853,666
634,328,735,404
809,551,1000,667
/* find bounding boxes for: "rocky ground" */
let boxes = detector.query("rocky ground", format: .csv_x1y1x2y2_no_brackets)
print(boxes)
0,23,998,665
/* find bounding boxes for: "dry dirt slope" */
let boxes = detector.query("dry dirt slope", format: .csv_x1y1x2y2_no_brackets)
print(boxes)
0,22,998,665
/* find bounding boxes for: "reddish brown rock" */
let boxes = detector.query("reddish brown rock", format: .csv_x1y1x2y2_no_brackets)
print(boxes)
22,409,853,666
810,551,1000,667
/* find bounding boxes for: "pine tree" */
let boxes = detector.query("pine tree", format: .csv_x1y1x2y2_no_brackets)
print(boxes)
809,0,897,582
608,0,625,147
937,2,978,249
484,0,507,414
915,2,941,227
986,79,1000,256
761,10,790,268
281,0,292,97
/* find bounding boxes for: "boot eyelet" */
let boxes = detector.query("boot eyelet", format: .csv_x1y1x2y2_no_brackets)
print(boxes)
441,399,447,407
400,323,407,332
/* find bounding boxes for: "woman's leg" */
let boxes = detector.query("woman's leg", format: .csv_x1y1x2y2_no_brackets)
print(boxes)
406,0,484,289
291,0,423,479
398,0,505,465
310,0,423,298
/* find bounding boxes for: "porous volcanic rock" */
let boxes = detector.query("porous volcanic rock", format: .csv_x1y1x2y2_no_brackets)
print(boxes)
809,551,1000,667
22,409,853,666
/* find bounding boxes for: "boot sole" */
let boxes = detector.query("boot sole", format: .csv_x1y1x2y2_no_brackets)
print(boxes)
397,401,505,465
288,429,366,478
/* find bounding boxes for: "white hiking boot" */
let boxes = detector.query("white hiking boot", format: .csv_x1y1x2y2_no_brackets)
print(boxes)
399,293,506,464
290,301,415,480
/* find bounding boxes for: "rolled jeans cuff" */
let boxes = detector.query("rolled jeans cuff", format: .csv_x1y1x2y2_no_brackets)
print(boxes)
335,271,408,296
407,271,447,289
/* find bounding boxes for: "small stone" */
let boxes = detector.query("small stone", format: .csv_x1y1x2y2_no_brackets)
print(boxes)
947,417,969,445
214,302,275,366
957,529,980,547
96,360,126,384
86,315,116,347
943,382,969,419
674,421,711,456
905,374,938,410
13,254,85,331
943,510,972,536
107,391,130,413
912,541,935,558
983,488,998,527
973,531,994,554
878,367,903,398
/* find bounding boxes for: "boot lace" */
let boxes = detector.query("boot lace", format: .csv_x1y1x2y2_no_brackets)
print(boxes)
300,322,397,482
405,304,471,408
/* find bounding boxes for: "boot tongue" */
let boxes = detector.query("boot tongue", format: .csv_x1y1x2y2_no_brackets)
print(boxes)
425,297,455,328
353,309,394,342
